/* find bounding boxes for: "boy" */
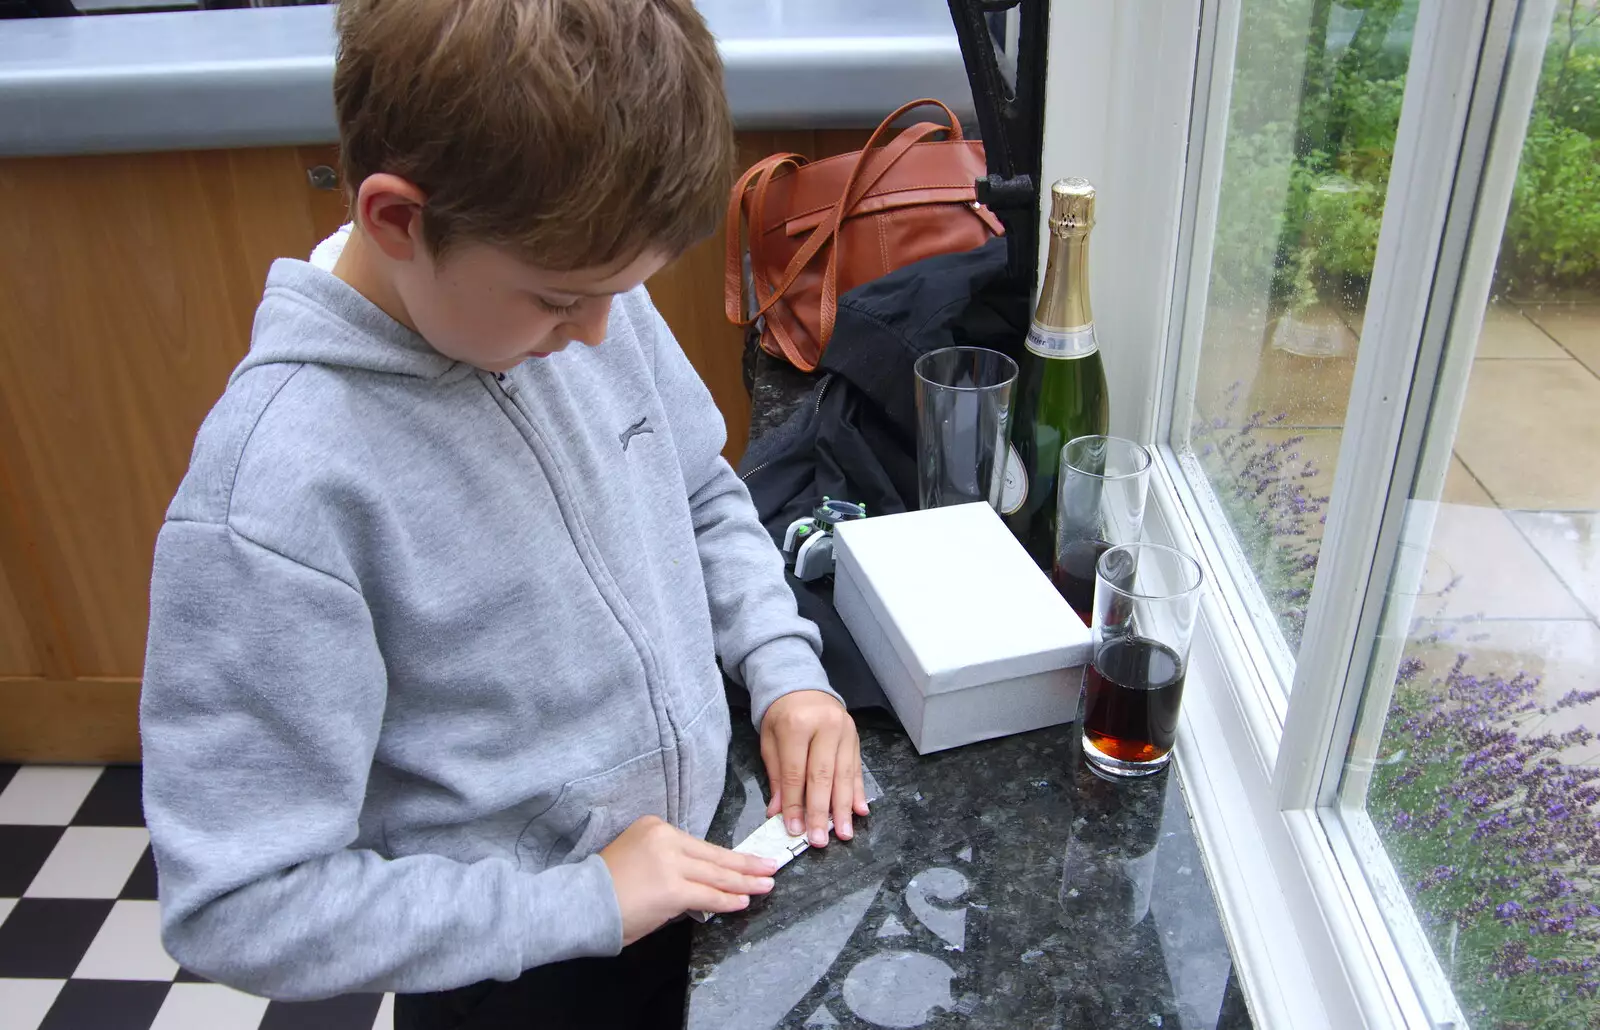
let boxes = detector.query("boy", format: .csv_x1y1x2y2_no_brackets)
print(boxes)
138,0,866,1026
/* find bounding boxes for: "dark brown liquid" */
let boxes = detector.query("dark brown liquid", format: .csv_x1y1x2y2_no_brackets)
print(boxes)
1052,538,1110,625
1083,637,1185,764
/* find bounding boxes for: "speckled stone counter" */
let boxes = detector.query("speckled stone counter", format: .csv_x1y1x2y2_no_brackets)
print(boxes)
682,360,1254,1029
685,719,1252,1030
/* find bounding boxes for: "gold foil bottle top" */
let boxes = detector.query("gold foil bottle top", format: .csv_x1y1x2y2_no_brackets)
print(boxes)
1032,177,1097,341
1049,177,1096,236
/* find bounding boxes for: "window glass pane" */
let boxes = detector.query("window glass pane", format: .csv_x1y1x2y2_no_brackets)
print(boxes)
1342,3,1600,1024
1177,0,1420,664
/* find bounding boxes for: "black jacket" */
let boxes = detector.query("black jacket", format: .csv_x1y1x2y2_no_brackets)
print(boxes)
735,238,1028,714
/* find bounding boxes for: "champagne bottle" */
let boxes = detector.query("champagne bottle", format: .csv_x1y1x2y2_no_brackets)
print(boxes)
1000,177,1110,569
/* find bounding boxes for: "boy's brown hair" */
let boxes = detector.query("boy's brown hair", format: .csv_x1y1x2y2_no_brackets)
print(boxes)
334,0,733,271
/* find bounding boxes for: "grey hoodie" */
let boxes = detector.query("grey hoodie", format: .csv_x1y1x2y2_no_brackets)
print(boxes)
139,257,835,1001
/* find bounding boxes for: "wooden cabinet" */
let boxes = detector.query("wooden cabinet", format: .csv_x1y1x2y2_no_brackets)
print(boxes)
0,145,349,762
0,129,870,762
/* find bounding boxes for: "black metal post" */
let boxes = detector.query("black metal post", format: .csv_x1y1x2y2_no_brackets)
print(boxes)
946,0,1051,293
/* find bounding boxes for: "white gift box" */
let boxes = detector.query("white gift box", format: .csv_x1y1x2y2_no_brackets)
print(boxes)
832,502,1090,754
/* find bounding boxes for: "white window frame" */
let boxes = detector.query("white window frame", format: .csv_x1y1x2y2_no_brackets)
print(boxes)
1319,2,1554,1025
1038,0,1558,1026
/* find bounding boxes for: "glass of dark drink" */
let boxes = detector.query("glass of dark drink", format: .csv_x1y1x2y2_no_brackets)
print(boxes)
1053,436,1153,625
1081,542,1204,778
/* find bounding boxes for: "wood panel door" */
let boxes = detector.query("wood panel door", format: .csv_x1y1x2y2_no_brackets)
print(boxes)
0,145,347,761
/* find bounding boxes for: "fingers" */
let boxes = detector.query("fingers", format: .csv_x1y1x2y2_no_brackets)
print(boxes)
686,859,776,897
762,694,871,848
804,722,841,847
673,832,778,921
833,736,858,840
683,836,780,876
761,734,781,818
778,723,812,840
684,884,753,915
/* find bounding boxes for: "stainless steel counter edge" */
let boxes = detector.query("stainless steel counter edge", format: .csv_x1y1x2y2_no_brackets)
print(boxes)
0,3,975,158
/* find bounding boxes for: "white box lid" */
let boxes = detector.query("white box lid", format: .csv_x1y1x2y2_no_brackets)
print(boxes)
833,503,1090,696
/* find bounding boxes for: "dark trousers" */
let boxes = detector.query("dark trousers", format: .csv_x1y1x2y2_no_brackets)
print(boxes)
393,921,692,1030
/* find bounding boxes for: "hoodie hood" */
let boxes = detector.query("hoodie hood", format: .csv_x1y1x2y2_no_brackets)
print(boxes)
232,253,466,385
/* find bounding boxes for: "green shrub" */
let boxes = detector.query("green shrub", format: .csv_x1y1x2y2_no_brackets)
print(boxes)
1497,109,1600,295
1209,123,1304,312
1210,2,1410,316
1547,50,1600,138
1213,0,1600,306
1302,172,1386,302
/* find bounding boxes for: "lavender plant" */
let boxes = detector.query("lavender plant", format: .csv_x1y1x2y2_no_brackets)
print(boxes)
1195,395,1600,1028
1371,650,1600,1028
1191,382,1329,650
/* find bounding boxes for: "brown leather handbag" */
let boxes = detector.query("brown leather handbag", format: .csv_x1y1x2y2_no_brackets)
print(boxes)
724,98,1004,373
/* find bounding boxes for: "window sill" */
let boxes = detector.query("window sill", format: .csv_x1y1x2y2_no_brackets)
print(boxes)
1151,453,1452,1029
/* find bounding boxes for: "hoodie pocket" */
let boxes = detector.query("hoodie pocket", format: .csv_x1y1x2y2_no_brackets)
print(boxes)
679,695,733,838
524,791,611,869
525,751,665,869
557,806,610,866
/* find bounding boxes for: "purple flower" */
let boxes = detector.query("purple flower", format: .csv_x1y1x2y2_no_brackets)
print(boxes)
1198,387,1599,1019
1417,865,1459,891
1369,641,1600,1012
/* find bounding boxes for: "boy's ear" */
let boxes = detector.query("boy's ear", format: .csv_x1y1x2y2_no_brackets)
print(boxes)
353,173,428,262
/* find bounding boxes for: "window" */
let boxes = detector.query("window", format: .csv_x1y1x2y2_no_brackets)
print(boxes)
1337,1,1600,1022
1039,0,1591,1025
1173,0,1420,682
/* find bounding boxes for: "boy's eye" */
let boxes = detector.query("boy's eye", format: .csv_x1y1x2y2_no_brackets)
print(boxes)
534,295,583,316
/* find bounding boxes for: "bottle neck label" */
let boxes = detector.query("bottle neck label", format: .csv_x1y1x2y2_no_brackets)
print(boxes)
1026,322,1099,360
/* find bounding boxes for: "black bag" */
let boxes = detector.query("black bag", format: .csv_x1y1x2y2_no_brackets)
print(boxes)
734,237,1028,715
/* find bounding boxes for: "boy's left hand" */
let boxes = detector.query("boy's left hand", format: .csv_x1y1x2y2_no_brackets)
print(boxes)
760,691,870,849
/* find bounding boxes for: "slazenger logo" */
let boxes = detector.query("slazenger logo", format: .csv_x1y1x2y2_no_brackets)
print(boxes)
619,417,655,452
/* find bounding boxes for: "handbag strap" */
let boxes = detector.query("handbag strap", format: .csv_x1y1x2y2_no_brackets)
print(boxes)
723,99,971,366
723,152,805,329
761,120,956,371
814,118,963,349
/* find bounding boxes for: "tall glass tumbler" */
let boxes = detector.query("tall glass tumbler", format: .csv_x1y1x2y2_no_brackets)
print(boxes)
913,347,1019,511
1082,543,1204,778
1054,436,1154,626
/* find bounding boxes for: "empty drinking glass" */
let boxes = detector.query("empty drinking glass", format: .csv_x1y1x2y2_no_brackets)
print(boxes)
914,347,1019,511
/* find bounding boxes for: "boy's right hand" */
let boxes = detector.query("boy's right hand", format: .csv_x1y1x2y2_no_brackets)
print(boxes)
599,816,779,946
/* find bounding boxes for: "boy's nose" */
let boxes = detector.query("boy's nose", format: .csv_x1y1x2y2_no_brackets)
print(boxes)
566,298,612,348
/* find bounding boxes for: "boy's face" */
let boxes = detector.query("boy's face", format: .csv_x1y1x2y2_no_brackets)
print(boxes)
344,173,670,373
397,241,670,374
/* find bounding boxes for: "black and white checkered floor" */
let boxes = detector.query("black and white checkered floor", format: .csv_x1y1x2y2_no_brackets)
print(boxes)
0,763,394,1030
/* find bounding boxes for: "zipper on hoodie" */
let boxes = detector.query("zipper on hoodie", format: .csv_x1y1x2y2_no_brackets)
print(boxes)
485,371,684,826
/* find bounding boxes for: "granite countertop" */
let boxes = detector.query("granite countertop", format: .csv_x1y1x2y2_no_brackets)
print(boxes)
686,719,1252,1030
682,365,1254,1029
0,0,974,157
